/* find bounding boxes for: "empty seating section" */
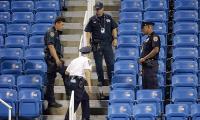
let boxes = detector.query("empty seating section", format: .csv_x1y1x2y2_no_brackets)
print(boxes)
0,0,62,119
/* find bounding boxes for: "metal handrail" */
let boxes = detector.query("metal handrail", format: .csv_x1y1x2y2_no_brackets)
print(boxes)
0,99,12,120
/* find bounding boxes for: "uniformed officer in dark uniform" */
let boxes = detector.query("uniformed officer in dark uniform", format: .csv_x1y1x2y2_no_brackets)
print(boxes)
85,1,118,88
64,46,92,120
44,16,67,108
139,22,161,89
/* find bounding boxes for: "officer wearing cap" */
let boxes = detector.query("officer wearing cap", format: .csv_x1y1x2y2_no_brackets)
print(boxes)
64,46,92,120
139,22,161,89
44,16,67,108
85,1,118,88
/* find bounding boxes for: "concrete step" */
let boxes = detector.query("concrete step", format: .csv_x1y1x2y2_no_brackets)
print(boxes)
60,34,80,47
42,115,106,120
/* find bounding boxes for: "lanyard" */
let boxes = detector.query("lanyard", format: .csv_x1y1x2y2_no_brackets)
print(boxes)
96,15,106,29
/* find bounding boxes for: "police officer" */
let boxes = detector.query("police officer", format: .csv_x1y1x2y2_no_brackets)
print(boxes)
139,22,161,89
64,46,92,120
85,1,118,88
44,16,67,108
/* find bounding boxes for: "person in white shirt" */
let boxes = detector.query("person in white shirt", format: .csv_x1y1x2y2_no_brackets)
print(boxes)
64,46,92,120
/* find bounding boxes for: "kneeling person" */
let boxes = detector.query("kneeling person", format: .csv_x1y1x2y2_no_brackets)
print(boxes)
64,46,92,120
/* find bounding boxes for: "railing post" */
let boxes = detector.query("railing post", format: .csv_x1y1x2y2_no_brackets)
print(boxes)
0,99,12,120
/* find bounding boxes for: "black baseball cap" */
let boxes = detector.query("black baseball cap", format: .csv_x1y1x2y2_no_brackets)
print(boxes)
95,1,104,10
79,46,91,54
141,21,155,29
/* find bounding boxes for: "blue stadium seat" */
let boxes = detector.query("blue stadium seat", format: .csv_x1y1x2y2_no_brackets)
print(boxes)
1,48,23,60
114,60,138,75
108,103,132,120
17,75,42,90
24,60,47,74
153,22,167,35
173,22,198,34
119,12,142,23
172,74,198,88
133,104,157,119
18,89,41,118
158,60,165,74
35,12,57,23
173,47,198,60
118,23,141,35
7,24,30,35
121,0,143,12
118,35,140,48
174,0,198,10
24,48,45,60
0,12,10,23
144,0,168,11
144,11,167,22
172,60,198,73
174,10,198,22
0,36,4,47
110,90,135,104
191,104,200,120
35,1,60,11
11,1,34,12
5,35,28,48
31,23,51,35
115,48,139,61
141,35,166,47
0,89,17,118
0,75,15,89
159,48,165,60
136,90,162,114
173,35,198,47
1,60,22,74
172,87,197,105
165,104,189,120
111,74,137,90
0,1,10,11
29,35,44,48
0,24,5,35
12,12,33,23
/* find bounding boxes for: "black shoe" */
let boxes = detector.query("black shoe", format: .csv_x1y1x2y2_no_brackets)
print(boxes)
48,102,62,108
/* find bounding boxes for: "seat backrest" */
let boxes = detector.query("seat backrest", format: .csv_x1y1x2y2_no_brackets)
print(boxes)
2,48,23,60
7,24,30,35
110,90,135,103
0,89,17,101
1,60,22,74
35,12,57,23
12,12,33,23
133,104,157,117
114,60,138,75
0,12,10,23
0,24,5,35
118,23,141,35
144,0,168,11
191,104,200,117
118,35,140,48
175,0,198,10
119,12,142,23
24,48,45,60
0,75,15,88
144,11,167,22
172,60,198,73
24,60,47,74
112,74,137,86
11,1,34,11
173,22,198,34
172,74,198,87
108,103,132,117
153,22,167,34
35,1,60,11
19,89,41,101
115,48,139,61
173,47,198,60
174,10,198,22
29,35,44,48
0,36,4,47
0,1,10,11
165,104,189,117
31,23,51,35
17,75,42,89
121,0,143,12
173,35,198,47
136,90,162,102
5,35,28,48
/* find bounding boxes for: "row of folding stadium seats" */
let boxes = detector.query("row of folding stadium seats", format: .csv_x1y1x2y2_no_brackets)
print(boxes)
0,35,44,48
0,48,44,60
0,1,60,12
0,88,42,119
0,74,43,90
0,23,51,36
0,60,46,75
0,12,58,23
108,103,200,120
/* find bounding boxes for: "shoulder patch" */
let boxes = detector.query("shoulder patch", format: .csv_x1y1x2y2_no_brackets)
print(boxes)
153,36,158,42
106,19,111,23
50,32,55,37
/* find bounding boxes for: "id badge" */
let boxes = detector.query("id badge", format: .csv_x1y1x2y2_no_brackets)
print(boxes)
101,28,105,34
70,79,76,83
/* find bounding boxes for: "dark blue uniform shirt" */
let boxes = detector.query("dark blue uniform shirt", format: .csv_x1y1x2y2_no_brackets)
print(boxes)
140,32,161,60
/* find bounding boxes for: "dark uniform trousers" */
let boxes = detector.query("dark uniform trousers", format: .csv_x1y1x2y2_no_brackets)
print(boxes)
93,43,114,85
45,58,67,104
64,76,90,120
142,60,159,89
